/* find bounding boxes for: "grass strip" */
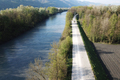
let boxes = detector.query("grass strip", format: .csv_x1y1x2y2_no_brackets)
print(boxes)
77,21,108,80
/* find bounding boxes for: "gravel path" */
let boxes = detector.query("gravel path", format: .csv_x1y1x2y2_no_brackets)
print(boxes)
93,43,120,80
72,15,95,80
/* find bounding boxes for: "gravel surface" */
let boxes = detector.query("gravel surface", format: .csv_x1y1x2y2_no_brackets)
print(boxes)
93,43,120,80
72,15,95,80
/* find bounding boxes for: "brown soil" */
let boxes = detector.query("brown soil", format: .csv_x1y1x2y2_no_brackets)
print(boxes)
93,43,120,80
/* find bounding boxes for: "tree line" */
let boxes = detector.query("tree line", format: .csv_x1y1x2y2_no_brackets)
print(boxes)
0,5,67,44
71,5,120,44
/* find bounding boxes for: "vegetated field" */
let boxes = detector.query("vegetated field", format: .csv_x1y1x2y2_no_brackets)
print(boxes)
0,5,67,44
94,43,120,80
26,10,74,80
72,5,120,44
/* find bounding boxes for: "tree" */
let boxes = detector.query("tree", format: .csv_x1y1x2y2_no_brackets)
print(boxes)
46,42,67,80
108,13,118,43
26,58,47,80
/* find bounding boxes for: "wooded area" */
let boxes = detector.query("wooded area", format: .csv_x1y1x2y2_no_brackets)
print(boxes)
72,5,120,44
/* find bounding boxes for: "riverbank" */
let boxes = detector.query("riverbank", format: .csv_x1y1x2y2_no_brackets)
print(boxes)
0,12,67,80
0,5,67,45
93,43,120,80
26,10,73,80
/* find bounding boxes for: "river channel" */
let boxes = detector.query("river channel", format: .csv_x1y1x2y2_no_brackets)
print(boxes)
0,12,67,80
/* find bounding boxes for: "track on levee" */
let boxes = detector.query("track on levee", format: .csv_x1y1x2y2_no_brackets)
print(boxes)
72,15,95,80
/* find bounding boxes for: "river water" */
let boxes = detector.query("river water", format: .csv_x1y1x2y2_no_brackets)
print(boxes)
0,12,67,80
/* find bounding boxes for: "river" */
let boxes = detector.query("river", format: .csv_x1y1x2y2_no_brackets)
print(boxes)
0,12,67,80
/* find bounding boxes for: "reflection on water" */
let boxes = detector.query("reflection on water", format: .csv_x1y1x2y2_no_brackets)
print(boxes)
0,12,67,80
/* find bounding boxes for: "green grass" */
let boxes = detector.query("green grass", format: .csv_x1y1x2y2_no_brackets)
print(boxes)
77,21,108,80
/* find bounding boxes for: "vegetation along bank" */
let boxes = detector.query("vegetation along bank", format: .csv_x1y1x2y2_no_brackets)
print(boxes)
26,9,74,80
0,5,67,44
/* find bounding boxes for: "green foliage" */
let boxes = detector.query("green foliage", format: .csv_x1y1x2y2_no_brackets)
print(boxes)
108,13,118,43
60,11,73,80
47,7,58,15
61,11,73,40
0,5,66,44
46,36,72,80
109,13,118,28
87,6,93,10
66,11,74,22
90,15,95,20
60,36,72,56
71,5,120,44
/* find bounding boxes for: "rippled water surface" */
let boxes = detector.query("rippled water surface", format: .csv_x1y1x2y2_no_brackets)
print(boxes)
0,12,67,80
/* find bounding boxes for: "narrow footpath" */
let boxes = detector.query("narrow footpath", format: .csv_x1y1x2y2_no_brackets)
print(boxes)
71,15,95,80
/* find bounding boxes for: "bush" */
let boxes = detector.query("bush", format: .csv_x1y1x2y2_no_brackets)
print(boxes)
46,42,67,80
